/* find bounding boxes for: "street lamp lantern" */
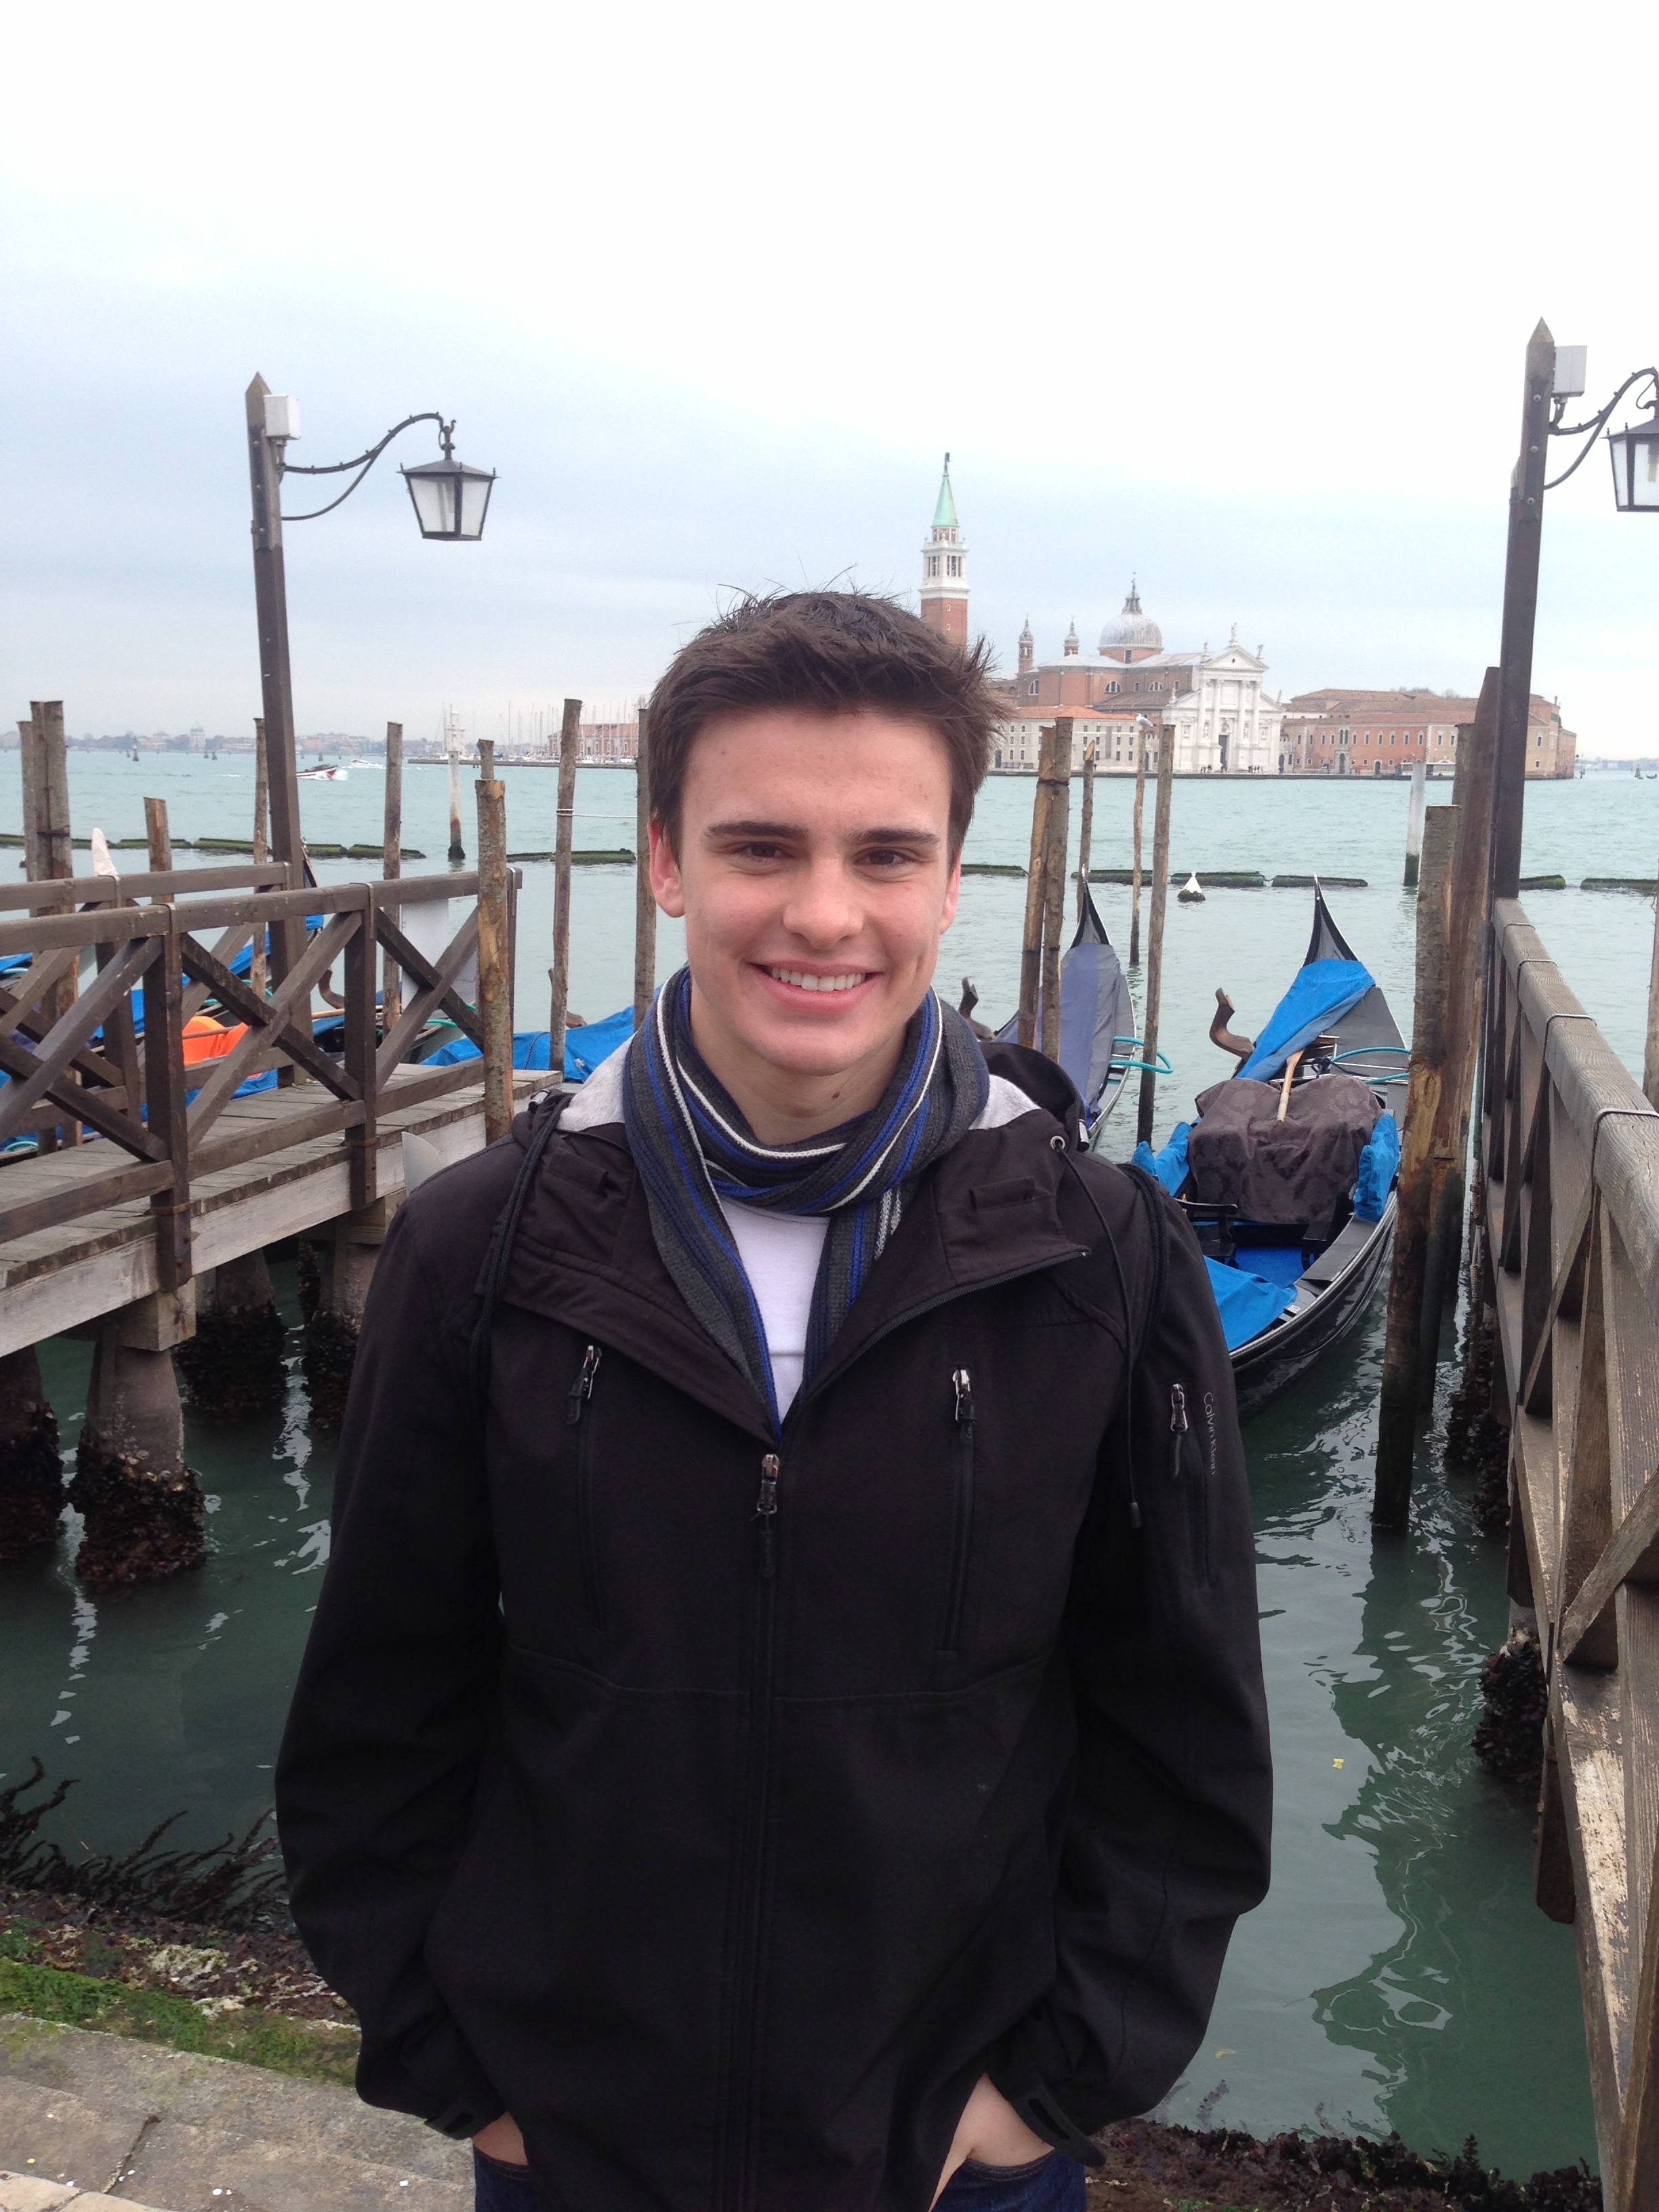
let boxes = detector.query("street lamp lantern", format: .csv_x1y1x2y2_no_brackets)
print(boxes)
1607,408,1659,514
401,426,496,541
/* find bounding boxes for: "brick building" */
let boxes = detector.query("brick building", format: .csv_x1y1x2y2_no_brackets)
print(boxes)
1281,688,1576,779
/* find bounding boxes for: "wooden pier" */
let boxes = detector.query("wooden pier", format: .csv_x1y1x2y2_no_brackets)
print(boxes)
1478,895,1659,2207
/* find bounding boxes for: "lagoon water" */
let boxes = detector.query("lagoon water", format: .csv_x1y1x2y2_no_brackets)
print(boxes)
7,755,1656,2177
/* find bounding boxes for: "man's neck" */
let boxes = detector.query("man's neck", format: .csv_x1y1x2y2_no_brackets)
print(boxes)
687,985,905,1146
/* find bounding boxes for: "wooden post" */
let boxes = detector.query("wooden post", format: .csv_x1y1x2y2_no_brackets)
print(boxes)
1420,667,1498,1377
1404,760,1427,888
1490,321,1555,907
1134,721,1174,1145
475,741,512,1143
251,718,270,1000
382,721,403,1034
1041,720,1072,1061
548,696,581,1071
1017,726,1059,1048
1076,733,1096,921
447,731,466,863
245,375,306,989
633,708,657,1033
24,703,76,1149
144,796,173,887
1129,718,1147,966
1373,804,1457,1527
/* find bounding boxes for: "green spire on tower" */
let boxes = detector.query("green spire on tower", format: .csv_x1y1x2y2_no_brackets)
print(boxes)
932,453,958,530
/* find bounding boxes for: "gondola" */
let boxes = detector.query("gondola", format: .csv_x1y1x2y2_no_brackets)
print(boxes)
1133,886,1406,1416
994,888,1155,1134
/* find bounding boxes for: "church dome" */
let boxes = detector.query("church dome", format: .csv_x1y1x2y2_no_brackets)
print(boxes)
1099,581,1161,655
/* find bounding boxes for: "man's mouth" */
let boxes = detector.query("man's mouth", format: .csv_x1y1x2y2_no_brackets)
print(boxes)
763,967,872,994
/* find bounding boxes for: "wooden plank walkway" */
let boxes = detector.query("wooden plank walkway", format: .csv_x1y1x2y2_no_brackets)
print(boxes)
0,1065,546,1357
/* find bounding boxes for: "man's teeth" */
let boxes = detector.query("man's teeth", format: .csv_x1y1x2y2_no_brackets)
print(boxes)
766,968,868,994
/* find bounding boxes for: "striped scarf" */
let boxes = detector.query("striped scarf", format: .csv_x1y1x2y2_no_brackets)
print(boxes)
623,968,989,1433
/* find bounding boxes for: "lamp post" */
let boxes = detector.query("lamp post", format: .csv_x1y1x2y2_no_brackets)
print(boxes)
243,374,495,984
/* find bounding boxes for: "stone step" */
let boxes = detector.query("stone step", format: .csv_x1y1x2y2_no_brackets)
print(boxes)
3,2176,171,2212
0,2020,470,2211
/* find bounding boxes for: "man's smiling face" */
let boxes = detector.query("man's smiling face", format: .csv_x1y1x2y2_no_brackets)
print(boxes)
649,708,962,1137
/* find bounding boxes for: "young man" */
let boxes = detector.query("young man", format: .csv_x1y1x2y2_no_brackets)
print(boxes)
277,592,1271,2212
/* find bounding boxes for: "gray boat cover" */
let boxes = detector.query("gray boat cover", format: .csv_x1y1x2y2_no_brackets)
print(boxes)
1189,1071,1383,1241
995,889,1127,1122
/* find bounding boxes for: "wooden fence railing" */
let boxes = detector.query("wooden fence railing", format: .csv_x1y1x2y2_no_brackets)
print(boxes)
1481,895,1659,2207
0,863,510,1288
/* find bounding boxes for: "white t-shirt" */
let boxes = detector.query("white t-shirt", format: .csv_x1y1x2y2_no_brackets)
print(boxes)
716,1200,828,1417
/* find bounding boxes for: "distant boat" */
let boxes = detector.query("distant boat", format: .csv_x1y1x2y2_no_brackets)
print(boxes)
299,766,348,781
1179,873,1205,902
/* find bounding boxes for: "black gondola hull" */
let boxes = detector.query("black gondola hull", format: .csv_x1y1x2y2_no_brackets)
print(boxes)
1229,1196,1395,1420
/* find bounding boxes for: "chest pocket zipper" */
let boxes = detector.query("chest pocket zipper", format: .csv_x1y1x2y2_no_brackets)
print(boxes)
1168,1381,1210,1585
569,1345,605,1628
941,1368,975,1653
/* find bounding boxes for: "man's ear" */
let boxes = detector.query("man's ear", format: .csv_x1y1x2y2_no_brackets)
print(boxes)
649,818,685,918
938,849,962,937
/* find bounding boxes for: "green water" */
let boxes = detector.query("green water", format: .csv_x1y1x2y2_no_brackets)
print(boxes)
4,758,1650,2177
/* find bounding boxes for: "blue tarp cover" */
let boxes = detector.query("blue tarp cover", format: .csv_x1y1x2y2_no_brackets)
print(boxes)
1236,958,1375,1083
1131,1122,1191,1195
1354,1109,1400,1221
424,1007,634,1084
1204,1257,1296,1351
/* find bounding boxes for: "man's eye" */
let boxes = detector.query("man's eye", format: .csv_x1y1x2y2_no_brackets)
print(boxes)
863,849,916,869
734,842,787,862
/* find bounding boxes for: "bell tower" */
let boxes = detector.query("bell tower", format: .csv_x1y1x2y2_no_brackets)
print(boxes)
1017,617,1034,676
918,454,968,647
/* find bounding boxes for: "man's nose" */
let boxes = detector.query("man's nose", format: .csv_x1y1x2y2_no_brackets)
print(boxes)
780,858,861,949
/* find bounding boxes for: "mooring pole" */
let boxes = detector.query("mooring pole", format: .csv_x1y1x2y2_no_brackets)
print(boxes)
249,717,270,1000
1135,720,1174,1146
1040,722,1073,1061
1374,803,1457,1527
633,707,657,1033
382,721,403,1034
1404,760,1427,888
1076,733,1096,922
1420,668,1498,1379
475,741,512,1143
1017,726,1059,1049
1490,321,1555,908
447,729,466,863
1129,718,1147,966
144,796,173,888
245,375,306,987
1645,869,1659,1113
23,703,76,1149
548,696,581,1073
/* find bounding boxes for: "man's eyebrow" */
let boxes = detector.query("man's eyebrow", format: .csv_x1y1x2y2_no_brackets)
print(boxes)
702,819,942,848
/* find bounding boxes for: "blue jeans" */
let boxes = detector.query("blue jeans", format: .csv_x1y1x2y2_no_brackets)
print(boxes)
472,2146,1085,2210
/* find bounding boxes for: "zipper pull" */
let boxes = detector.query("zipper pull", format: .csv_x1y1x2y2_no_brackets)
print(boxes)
952,1368,974,1428
756,1452,781,1579
567,1343,602,1425
1168,1381,1189,1481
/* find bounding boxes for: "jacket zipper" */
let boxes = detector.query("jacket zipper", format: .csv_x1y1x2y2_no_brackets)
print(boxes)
720,1449,783,2208
722,1250,1086,2202
569,1344,605,1629
941,1368,975,1652
1168,1380,1210,1582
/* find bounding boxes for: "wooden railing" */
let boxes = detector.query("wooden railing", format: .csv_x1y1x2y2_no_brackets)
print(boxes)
0,863,508,1288
1480,894,1659,2207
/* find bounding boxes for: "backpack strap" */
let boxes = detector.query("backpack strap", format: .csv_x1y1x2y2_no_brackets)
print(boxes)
1063,1154,1171,1531
469,1090,570,1425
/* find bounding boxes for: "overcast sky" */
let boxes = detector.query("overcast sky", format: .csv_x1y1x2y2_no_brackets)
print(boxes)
5,0,1656,752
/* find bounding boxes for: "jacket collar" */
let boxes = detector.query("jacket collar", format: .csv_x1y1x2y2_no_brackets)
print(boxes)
499,1103,1086,1444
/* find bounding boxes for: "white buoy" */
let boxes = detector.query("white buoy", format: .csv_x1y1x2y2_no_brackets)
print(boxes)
1179,872,1206,903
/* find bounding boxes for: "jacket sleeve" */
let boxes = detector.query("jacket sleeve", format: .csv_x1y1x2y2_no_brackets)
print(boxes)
989,1180,1272,2155
275,1180,511,2137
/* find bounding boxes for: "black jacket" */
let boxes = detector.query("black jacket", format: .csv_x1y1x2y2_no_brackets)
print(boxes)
276,1073,1271,2212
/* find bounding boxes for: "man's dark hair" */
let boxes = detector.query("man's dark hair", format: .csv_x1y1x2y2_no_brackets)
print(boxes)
645,590,997,857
